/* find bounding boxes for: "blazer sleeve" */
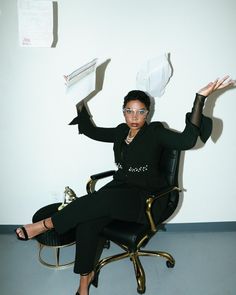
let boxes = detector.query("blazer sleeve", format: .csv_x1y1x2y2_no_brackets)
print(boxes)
69,105,116,143
155,113,212,150
186,112,212,143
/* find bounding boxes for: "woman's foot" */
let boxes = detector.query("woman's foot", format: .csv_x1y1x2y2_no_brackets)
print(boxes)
15,218,53,240
76,271,95,295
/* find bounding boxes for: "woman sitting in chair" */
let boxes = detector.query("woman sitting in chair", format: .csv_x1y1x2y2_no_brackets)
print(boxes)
15,76,234,295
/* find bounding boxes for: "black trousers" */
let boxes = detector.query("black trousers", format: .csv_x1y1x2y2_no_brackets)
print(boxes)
51,181,146,274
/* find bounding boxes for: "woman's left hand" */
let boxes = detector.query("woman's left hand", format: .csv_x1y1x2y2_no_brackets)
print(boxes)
197,75,235,97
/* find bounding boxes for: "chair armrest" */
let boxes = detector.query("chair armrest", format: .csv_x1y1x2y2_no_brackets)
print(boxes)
86,170,116,193
90,170,116,180
146,186,182,233
87,171,181,232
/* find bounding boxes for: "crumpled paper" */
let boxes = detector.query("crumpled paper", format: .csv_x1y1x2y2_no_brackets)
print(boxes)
136,53,172,97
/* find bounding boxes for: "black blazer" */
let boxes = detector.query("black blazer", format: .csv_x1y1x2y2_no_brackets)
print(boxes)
72,104,212,192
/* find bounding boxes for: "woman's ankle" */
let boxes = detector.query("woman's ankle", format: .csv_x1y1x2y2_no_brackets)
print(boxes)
77,271,94,295
43,218,53,230
79,271,94,286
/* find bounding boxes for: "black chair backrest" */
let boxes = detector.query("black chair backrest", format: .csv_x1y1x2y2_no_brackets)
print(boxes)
157,148,181,223
159,148,180,186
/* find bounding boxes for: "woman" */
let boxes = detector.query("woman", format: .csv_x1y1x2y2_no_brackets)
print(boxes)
15,76,234,295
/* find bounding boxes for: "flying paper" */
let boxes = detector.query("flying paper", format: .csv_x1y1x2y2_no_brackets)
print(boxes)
64,58,98,88
136,53,172,97
64,58,98,105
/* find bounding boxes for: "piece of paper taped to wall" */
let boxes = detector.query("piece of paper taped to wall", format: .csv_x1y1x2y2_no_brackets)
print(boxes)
17,0,54,47
136,53,172,98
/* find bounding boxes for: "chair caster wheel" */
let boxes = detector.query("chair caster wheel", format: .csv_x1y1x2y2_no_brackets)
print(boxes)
137,287,145,294
166,260,175,268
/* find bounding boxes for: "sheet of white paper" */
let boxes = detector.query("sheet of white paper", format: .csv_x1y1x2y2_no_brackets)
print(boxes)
64,58,97,88
64,58,98,106
65,71,96,105
17,0,53,47
136,53,172,97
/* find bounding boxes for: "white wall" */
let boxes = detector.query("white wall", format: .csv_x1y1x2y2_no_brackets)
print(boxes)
0,0,236,224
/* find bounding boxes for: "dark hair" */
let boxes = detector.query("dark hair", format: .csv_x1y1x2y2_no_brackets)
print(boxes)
123,90,151,111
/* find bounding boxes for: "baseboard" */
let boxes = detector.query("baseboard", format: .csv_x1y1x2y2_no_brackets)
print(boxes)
1,222,236,234
162,221,236,232
0,225,19,234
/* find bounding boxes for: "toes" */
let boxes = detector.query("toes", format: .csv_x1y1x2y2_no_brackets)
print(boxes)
16,228,23,236
15,228,24,239
16,226,29,240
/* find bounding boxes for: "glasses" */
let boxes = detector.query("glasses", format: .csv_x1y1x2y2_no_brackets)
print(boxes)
123,108,148,116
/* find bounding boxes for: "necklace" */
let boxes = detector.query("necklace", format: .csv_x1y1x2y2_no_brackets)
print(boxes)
125,130,135,145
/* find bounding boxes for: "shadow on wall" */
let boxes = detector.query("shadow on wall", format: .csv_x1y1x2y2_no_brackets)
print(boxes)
195,86,235,148
51,1,58,48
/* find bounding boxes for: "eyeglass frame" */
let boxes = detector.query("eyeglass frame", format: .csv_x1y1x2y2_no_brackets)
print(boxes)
123,107,149,116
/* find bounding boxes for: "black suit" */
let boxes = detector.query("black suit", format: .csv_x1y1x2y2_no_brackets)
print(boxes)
52,101,212,274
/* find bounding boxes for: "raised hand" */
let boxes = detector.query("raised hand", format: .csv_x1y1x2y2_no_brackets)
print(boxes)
198,75,235,97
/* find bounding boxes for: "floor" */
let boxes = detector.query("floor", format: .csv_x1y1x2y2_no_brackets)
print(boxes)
0,229,235,295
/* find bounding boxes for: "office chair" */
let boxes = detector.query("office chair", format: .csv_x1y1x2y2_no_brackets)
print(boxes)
86,147,182,294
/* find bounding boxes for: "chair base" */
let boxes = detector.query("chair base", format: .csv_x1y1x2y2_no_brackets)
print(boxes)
37,241,75,270
95,249,175,294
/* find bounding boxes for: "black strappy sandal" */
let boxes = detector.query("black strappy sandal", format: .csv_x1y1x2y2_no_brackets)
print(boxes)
15,227,29,241
15,219,51,241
